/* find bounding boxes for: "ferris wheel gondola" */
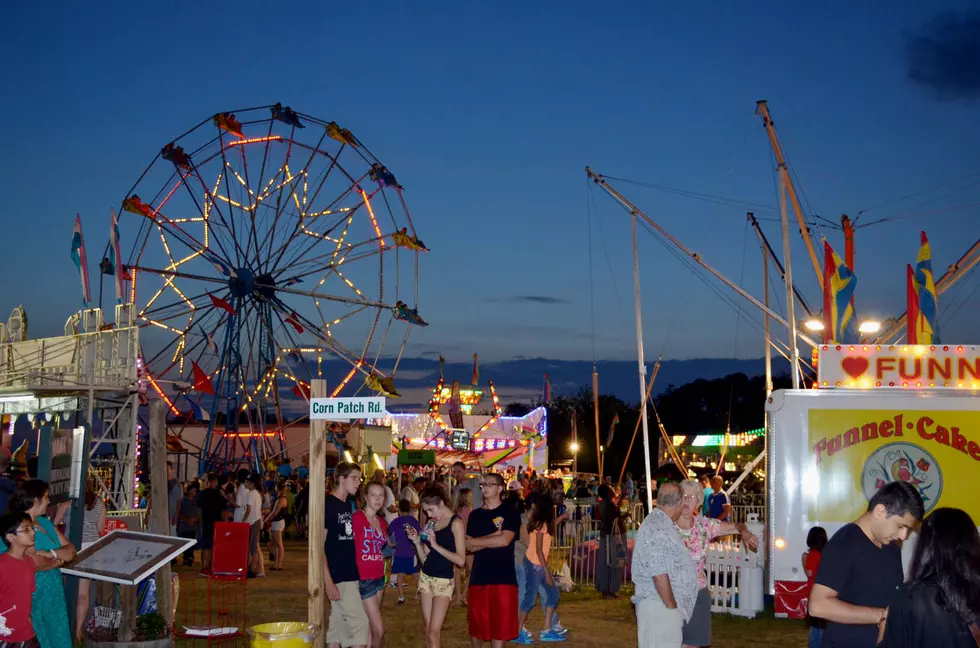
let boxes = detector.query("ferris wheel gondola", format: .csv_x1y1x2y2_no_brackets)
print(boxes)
105,104,426,473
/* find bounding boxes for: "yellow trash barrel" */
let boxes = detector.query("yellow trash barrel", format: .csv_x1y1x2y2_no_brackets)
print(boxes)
247,622,318,647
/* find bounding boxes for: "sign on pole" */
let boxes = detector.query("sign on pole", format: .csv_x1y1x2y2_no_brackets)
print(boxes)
310,397,385,420
37,425,87,504
397,449,436,466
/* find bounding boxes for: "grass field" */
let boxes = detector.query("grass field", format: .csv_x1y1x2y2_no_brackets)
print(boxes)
174,540,808,647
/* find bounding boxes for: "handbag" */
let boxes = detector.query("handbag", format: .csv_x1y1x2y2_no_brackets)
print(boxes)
607,519,627,568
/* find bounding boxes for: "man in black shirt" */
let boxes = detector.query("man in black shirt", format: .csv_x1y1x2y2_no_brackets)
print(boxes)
465,472,521,647
195,473,227,576
810,481,924,647
323,461,368,648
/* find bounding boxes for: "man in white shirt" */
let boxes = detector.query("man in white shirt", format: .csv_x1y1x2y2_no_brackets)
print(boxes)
372,469,397,524
243,475,265,577
399,477,424,518
451,461,482,510
233,468,250,523
630,482,698,648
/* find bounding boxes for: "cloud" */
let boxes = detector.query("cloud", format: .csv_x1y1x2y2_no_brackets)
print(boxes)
506,295,571,305
905,10,980,100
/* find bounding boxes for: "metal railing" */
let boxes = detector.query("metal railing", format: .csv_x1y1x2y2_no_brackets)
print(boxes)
730,505,765,524
546,510,765,617
0,314,139,394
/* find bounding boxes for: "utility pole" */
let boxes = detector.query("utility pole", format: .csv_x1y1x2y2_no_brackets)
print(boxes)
747,212,813,318
629,210,655,513
756,100,824,290
585,168,817,351
778,173,802,388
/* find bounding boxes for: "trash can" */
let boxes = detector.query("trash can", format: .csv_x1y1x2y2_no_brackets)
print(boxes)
248,622,318,647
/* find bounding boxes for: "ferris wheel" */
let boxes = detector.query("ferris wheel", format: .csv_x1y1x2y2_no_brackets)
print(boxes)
110,104,427,472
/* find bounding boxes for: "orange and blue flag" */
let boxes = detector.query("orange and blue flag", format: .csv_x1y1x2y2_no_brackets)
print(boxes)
914,231,939,344
109,209,128,304
70,214,91,307
822,241,857,342
606,414,619,446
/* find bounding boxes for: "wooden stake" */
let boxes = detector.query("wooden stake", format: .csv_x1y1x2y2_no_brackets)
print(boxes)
307,379,327,648
617,360,660,489
148,399,173,626
592,368,601,477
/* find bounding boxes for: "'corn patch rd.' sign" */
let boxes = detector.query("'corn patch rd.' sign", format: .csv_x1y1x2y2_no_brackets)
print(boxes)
310,397,386,420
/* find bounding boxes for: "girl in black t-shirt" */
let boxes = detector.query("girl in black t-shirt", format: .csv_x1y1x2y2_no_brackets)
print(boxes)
408,487,465,648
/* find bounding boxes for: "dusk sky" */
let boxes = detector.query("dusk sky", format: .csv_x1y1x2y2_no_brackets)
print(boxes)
3,2,978,364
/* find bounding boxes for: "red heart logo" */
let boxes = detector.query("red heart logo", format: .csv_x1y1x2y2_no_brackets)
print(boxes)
841,356,869,379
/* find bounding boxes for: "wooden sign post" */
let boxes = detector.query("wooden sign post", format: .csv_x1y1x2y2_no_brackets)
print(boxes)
148,400,173,625
307,379,327,648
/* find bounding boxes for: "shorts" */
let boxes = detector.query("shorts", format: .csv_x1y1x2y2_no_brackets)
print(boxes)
682,587,712,646
391,555,417,575
270,520,285,532
418,572,454,598
519,559,559,612
326,581,369,647
467,584,519,642
248,521,260,556
636,597,683,647
359,577,386,600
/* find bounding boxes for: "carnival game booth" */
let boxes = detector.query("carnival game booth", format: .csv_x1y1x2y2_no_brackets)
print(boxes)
373,379,548,471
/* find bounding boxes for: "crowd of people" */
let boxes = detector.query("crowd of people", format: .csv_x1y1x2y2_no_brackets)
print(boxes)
320,461,573,648
4,442,980,648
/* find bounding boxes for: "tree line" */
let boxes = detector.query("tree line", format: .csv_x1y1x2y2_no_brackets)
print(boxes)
503,372,792,476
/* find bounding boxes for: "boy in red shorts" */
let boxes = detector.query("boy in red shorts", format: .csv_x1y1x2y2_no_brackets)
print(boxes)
465,472,521,647
0,512,39,647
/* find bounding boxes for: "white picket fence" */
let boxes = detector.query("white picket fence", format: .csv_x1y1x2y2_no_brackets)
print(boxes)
553,513,765,618
730,504,765,524
704,532,765,617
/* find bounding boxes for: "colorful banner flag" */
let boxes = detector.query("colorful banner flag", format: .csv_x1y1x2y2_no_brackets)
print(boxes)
822,240,857,342
181,394,209,421
191,361,215,396
207,253,238,279
606,414,619,446
108,209,127,304
914,231,939,344
70,214,91,307
439,355,445,380
285,311,304,334
208,293,236,315
907,264,920,345
292,382,311,399
472,353,479,385
543,373,551,403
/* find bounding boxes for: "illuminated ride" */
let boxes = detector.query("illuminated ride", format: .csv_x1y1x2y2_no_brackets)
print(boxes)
113,104,427,473
374,373,548,471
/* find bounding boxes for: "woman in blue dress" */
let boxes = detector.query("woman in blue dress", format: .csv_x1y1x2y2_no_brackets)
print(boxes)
3,479,76,648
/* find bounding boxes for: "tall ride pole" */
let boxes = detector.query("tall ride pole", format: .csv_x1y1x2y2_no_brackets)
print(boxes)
763,250,774,401
756,100,824,290
585,168,818,351
778,172,802,388
747,212,813,318
629,210,656,513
